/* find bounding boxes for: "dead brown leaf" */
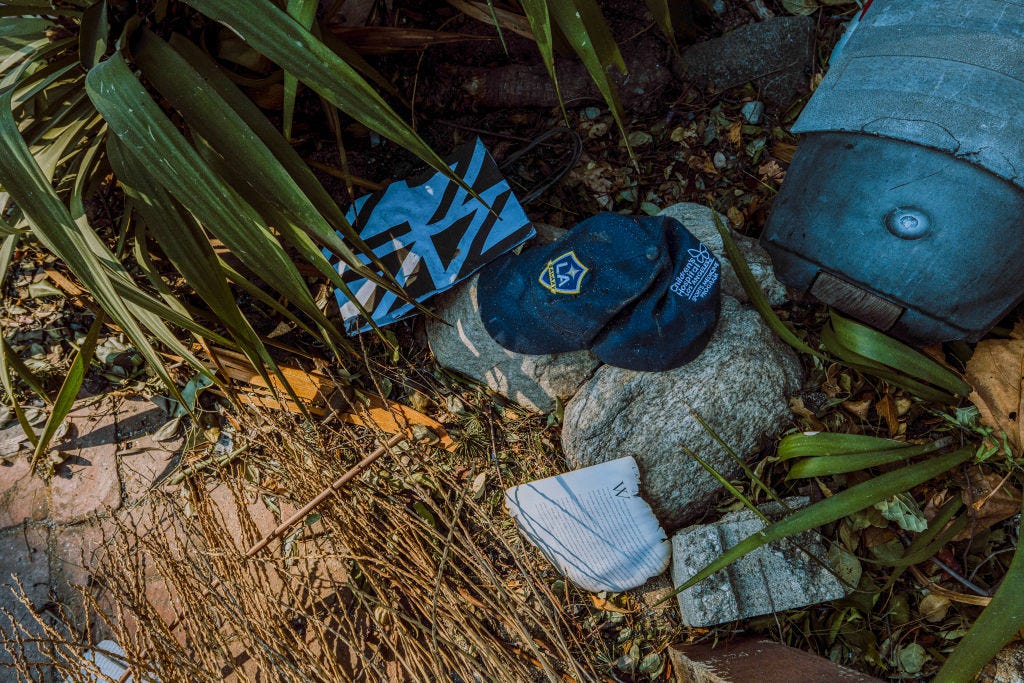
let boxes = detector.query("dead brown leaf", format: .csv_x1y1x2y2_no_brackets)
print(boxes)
758,160,785,183
842,398,872,421
789,396,825,431
876,393,900,436
953,469,1022,541
590,595,631,614
964,338,1024,453
727,206,745,229
726,120,743,147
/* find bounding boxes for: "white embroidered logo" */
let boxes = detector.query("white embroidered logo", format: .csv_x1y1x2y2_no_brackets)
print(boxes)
669,243,719,302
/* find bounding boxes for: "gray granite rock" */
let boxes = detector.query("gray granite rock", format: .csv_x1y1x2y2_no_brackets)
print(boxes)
675,16,815,108
658,202,788,307
426,273,600,413
671,498,846,628
980,642,1024,683
561,296,804,529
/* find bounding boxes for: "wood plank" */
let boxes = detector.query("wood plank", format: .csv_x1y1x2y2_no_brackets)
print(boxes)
670,638,882,683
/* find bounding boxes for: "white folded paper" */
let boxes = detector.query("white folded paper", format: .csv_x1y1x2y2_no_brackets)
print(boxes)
505,456,670,592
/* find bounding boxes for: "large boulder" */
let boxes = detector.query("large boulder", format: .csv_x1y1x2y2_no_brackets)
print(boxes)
426,273,600,413
659,202,789,307
561,296,804,530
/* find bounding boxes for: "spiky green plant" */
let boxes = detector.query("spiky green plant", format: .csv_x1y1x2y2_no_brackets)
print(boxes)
0,0,484,452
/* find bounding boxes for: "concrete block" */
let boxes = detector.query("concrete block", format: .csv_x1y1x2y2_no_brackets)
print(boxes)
671,498,846,627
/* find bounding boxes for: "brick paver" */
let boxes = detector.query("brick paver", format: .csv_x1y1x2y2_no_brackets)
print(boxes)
0,456,47,530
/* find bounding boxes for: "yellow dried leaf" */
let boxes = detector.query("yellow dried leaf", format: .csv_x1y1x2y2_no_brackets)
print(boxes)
877,393,900,436
726,120,742,147
920,593,951,623
727,206,745,229
964,338,1024,452
590,595,631,613
842,398,872,421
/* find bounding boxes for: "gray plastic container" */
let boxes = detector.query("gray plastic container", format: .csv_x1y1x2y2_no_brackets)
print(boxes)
761,0,1024,344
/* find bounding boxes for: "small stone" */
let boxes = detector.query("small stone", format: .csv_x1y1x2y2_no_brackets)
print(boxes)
562,297,804,529
742,100,765,125
427,273,599,413
659,202,789,306
671,499,846,627
980,641,1024,682
713,151,727,169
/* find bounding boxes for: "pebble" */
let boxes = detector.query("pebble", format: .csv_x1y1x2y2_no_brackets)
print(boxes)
742,100,765,125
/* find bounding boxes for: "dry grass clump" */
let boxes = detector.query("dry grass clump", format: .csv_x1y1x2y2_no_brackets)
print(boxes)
2,404,597,682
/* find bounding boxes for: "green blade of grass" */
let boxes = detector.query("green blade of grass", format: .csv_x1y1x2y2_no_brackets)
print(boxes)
85,53,341,341
934,497,1024,682
282,0,318,142
659,447,973,604
518,0,564,119
711,210,827,361
880,498,964,587
180,0,470,193
547,0,633,162
31,312,103,465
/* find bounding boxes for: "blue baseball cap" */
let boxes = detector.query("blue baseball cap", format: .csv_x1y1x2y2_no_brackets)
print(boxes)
477,213,722,371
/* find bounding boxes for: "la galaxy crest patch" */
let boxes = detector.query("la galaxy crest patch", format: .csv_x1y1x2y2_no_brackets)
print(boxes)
539,251,588,294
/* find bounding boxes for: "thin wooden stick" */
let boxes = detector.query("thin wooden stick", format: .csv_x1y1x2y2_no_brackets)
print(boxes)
117,432,408,682
244,432,406,558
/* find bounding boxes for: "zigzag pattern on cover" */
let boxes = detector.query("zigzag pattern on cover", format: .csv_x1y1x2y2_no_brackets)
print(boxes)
325,137,533,334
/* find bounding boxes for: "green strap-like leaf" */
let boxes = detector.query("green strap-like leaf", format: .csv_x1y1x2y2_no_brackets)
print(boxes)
934,497,1024,682
78,0,107,69
547,0,632,161
282,0,318,142
777,432,911,460
180,0,467,192
643,0,677,49
0,57,182,400
786,447,934,479
518,0,565,119
32,312,104,465
161,34,397,291
85,53,339,340
660,448,973,604
0,339,38,447
821,323,957,405
712,210,827,361
828,311,970,398
109,136,306,411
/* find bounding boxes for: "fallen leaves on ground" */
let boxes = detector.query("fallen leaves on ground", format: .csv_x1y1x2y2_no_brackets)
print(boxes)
953,469,1022,541
965,335,1024,453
